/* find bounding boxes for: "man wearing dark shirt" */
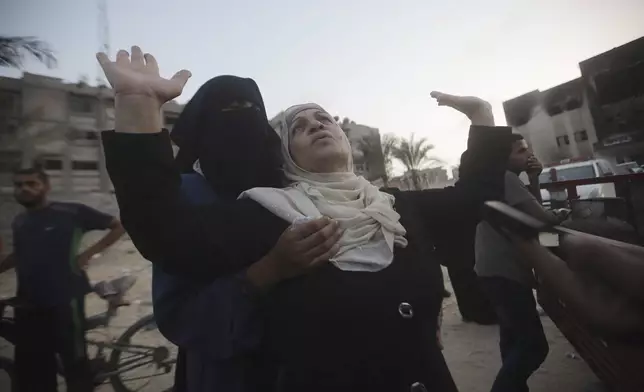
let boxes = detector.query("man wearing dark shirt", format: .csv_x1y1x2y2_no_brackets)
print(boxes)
0,167,125,392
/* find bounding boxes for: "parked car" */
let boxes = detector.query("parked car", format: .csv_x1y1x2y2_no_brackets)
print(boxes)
616,161,644,174
539,158,617,207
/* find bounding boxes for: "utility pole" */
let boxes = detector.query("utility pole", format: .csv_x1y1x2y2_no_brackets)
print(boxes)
97,0,111,192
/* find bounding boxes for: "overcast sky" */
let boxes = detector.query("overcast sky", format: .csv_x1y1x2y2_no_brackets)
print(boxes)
2,0,643,167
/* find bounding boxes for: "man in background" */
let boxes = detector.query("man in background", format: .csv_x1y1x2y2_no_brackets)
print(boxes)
0,167,125,392
475,135,561,392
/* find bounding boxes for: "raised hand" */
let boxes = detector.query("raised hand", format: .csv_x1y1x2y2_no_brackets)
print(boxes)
526,155,544,177
96,46,191,105
430,91,495,126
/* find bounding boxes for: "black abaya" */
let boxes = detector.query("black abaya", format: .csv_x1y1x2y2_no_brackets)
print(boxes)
102,124,511,391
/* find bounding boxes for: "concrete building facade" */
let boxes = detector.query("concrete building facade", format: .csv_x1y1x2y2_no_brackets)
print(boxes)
503,79,598,165
503,36,644,166
0,73,183,193
579,36,644,163
387,167,453,191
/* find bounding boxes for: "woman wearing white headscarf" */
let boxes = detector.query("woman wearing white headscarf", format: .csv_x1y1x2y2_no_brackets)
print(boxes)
98,46,513,392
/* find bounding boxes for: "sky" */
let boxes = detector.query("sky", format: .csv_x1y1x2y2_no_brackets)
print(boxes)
2,0,644,169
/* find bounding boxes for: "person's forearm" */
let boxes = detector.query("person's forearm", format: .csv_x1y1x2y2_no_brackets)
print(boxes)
0,253,16,274
80,225,126,260
525,243,644,336
103,130,262,281
528,176,543,203
469,103,495,127
115,95,163,134
569,239,644,303
245,254,282,293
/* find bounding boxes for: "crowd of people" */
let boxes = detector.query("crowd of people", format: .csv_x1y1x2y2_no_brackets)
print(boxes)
0,44,642,392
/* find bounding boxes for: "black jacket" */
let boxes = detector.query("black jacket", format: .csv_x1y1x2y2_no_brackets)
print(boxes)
102,125,511,391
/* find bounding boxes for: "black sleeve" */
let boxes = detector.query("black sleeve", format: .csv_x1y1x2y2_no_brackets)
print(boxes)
74,204,114,231
101,130,286,282
403,125,512,232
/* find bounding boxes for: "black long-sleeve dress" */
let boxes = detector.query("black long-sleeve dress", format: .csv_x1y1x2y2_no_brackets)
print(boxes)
102,125,511,392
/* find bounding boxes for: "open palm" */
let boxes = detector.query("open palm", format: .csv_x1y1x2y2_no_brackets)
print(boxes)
96,45,191,104
430,91,491,118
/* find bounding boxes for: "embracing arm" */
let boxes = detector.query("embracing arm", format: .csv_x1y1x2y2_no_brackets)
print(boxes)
103,128,283,282
152,223,341,359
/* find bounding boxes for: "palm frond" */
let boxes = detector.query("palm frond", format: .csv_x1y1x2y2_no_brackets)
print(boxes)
391,133,442,171
0,36,57,69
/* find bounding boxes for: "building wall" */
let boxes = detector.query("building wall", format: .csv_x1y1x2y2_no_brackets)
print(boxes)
388,167,453,190
579,36,644,162
505,36,644,165
342,122,386,181
0,73,183,193
503,79,598,165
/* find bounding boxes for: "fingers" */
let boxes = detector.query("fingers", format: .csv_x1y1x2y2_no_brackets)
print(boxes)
292,217,334,239
305,225,344,261
310,242,341,266
96,52,110,68
116,49,129,65
430,91,450,106
144,53,159,74
299,219,340,250
171,69,192,88
131,46,145,69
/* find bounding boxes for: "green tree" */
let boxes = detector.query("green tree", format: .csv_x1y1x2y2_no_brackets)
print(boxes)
356,134,392,186
0,36,57,69
391,134,440,190
379,134,397,187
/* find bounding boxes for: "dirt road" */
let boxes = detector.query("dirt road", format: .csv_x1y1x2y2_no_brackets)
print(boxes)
0,236,601,391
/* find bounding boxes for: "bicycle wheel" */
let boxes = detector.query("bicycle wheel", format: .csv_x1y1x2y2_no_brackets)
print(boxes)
108,314,177,392
0,356,16,391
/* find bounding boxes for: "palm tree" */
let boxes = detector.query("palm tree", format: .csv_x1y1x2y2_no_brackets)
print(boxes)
380,134,397,187
391,134,440,190
0,36,57,69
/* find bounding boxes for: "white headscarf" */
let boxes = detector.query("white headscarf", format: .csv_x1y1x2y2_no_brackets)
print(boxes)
240,103,407,272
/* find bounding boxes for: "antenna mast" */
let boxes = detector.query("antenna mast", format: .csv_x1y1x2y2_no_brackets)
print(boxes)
97,0,110,85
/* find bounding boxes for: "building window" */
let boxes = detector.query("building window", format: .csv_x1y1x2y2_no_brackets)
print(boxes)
68,129,99,142
0,151,22,172
574,130,589,142
0,121,17,136
564,97,582,111
43,159,63,171
68,94,95,115
547,105,564,116
556,135,570,147
72,161,99,171
0,90,21,116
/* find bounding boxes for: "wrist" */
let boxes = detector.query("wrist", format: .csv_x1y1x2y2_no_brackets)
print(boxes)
469,103,495,127
245,254,283,293
115,94,163,134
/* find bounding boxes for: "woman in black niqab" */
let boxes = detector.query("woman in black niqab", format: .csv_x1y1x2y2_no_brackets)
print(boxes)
171,75,284,199
156,76,284,392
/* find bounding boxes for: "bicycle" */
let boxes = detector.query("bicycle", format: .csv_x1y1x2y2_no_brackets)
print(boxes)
0,276,177,392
